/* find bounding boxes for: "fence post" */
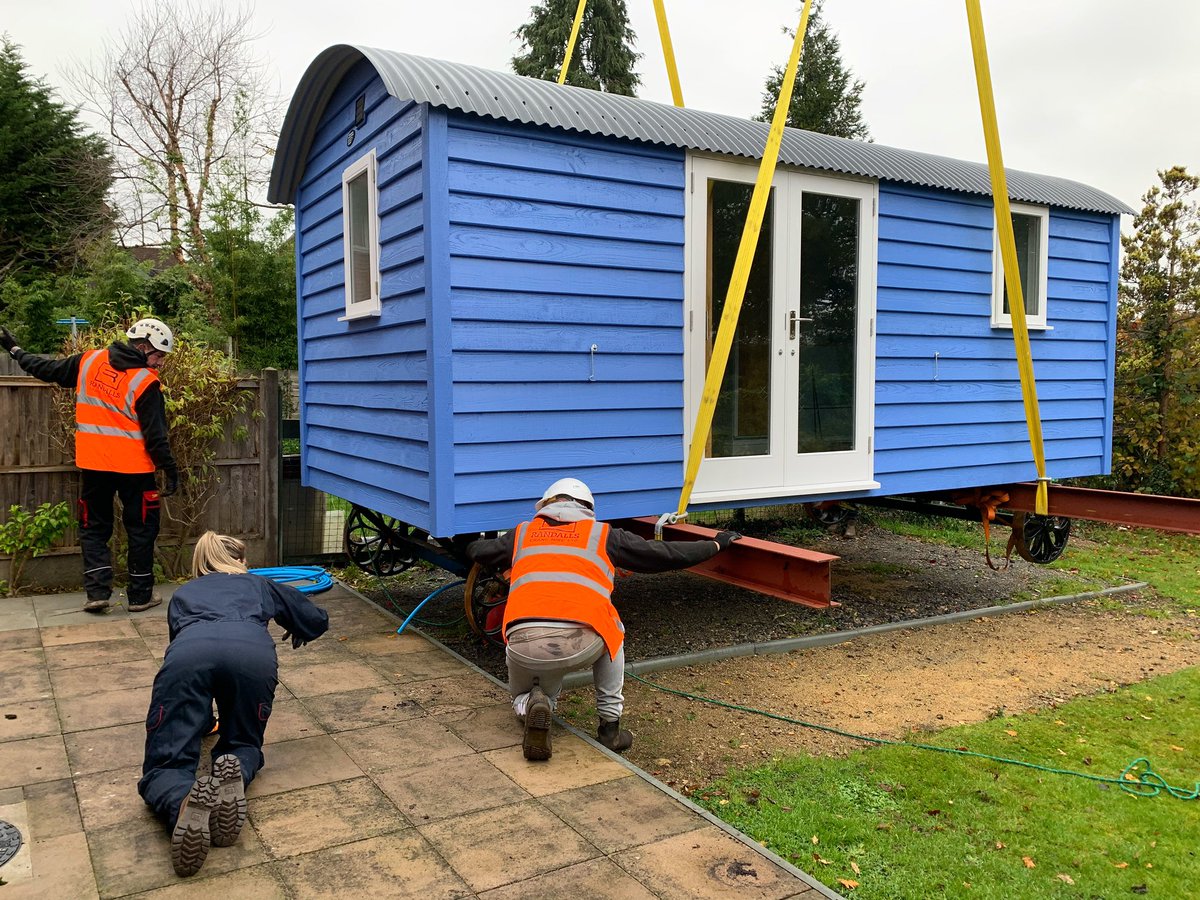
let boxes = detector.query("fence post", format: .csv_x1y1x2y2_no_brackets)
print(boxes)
259,368,280,566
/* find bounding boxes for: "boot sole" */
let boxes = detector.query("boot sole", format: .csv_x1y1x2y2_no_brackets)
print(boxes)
211,755,246,847
171,776,219,877
83,600,110,614
523,699,553,761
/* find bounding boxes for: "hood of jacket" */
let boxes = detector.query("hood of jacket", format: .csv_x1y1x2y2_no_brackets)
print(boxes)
106,341,150,371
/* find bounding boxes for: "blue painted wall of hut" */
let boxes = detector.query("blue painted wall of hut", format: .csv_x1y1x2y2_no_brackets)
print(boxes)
291,63,1120,536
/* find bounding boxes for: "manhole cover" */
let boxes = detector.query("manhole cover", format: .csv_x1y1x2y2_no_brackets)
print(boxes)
0,820,22,868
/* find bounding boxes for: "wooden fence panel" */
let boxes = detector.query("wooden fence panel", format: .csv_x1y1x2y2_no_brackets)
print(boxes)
0,371,280,584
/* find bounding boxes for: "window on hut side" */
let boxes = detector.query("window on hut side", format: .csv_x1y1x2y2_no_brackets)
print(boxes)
991,202,1049,330
340,149,381,320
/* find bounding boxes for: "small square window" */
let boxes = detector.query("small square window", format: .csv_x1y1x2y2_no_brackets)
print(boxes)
354,95,366,128
340,150,381,320
992,202,1049,330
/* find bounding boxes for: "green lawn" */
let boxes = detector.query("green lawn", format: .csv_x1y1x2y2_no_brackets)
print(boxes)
693,668,1200,898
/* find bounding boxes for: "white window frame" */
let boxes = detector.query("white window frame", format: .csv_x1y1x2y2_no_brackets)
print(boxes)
991,201,1049,330
340,149,381,321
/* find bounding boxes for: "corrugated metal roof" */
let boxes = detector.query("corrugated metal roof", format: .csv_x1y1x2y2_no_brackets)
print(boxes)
269,45,1133,215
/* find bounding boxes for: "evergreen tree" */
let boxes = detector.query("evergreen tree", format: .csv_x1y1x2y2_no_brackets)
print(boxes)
0,38,113,291
512,0,641,96
756,2,870,140
1111,166,1200,496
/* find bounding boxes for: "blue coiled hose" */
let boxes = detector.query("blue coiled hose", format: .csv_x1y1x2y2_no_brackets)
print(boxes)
248,566,334,594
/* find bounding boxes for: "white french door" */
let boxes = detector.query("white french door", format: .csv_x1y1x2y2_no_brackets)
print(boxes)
684,156,878,504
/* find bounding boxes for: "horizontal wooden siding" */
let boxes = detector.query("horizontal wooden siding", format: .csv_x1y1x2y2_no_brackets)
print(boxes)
871,182,1116,496
443,116,687,531
295,61,433,528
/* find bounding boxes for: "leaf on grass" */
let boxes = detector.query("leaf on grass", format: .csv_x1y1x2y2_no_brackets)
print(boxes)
1056,874,1075,885
1170,745,1185,752
875,823,892,831
850,861,861,875
813,853,831,865
1004,729,1018,737
1023,857,1036,868
925,809,941,817
1114,862,1129,869
1054,720,1066,726
811,835,819,845
994,841,1006,850
837,879,859,890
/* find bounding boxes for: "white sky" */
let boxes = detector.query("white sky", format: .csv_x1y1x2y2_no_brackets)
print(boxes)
6,0,1198,215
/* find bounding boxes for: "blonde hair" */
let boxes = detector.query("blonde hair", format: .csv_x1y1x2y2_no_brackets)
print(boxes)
192,531,248,578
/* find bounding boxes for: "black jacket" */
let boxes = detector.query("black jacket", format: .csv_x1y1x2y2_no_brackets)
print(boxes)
168,572,330,644
467,516,721,576
15,341,176,472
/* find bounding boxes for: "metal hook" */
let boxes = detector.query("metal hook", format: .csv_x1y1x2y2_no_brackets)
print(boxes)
589,343,598,381
934,351,940,382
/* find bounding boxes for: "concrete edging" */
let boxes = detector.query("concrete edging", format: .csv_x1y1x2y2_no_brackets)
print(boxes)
561,580,1150,688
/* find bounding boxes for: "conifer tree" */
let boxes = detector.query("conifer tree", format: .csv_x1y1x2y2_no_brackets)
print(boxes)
512,0,642,96
1112,166,1200,495
757,2,870,140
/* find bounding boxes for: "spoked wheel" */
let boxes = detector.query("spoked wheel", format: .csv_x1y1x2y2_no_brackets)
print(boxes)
1011,512,1071,564
343,506,417,576
464,562,508,648
806,502,854,527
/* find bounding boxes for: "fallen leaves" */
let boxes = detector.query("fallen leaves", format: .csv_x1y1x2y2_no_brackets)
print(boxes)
850,861,861,875
1004,729,1018,737
837,878,859,890
1056,873,1075,885
1023,856,1037,869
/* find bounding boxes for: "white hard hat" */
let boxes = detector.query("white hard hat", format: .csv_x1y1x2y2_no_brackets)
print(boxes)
126,317,174,353
537,477,594,511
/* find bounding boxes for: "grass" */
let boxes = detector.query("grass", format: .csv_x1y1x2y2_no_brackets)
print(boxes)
694,667,1200,899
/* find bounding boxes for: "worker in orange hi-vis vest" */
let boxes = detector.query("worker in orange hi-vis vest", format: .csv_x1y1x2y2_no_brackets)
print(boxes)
1,319,179,614
467,478,740,761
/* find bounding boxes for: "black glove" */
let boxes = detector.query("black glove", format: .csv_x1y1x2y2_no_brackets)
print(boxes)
0,327,19,357
160,467,179,498
280,630,307,650
713,530,742,551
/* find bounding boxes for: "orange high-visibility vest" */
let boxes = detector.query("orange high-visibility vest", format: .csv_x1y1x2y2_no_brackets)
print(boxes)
74,349,158,473
503,517,624,659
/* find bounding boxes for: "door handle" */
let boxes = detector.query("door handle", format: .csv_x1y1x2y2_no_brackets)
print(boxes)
787,311,814,340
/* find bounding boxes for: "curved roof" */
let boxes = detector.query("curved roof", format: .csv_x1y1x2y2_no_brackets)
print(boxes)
269,45,1132,215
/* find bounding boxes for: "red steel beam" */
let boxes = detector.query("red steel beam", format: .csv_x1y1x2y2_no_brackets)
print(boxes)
615,517,838,608
1003,484,1200,534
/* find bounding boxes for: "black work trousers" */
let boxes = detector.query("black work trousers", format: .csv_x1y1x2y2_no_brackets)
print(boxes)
139,623,277,829
79,469,160,603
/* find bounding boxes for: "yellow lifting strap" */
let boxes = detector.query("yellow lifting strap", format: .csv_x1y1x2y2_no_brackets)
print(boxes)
560,0,685,108
652,0,685,107
667,1,815,533
965,0,1050,516
558,0,589,85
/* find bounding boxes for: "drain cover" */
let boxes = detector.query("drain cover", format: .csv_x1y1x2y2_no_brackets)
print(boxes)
0,820,22,868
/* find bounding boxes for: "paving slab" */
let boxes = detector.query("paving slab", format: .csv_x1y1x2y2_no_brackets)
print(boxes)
0,582,834,899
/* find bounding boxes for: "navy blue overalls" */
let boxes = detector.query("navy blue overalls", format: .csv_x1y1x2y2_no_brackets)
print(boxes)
138,573,329,828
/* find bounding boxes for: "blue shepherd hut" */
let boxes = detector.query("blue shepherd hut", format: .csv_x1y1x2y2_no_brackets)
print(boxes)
268,46,1132,538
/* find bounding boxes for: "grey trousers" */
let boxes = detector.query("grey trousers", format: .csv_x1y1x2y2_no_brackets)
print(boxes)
505,623,626,722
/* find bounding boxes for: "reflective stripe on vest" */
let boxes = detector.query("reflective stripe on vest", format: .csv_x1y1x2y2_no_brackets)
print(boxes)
74,349,157,473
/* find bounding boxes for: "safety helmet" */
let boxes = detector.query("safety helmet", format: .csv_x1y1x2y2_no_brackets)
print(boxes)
537,477,594,511
125,317,174,354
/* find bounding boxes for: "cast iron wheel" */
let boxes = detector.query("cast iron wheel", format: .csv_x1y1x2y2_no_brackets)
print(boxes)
464,562,508,648
806,502,854,527
343,506,416,576
1011,512,1071,564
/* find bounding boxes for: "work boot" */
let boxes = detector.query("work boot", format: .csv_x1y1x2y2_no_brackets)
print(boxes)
127,596,163,613
211,754,247,847
171,776,219,877
523,685,553,761
83,597,110,613
597,718,634,753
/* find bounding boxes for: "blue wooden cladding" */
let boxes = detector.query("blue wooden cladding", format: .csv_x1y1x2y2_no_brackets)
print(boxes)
282,55,1123,538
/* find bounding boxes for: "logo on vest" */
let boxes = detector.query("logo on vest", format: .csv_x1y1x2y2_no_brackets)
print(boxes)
92,363,125,402
527,522,580,543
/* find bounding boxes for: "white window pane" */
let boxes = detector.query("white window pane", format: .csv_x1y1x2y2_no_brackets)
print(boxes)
1003,212,1041,317
347,171,371,304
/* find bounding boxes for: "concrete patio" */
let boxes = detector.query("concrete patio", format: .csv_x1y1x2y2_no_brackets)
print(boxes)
0,582,833,898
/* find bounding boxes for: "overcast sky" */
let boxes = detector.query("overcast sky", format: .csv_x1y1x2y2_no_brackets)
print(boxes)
7,0,1198,216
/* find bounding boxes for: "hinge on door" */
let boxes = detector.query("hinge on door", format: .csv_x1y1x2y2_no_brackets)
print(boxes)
872,196,877,216
689,309,694,332
868,436,873,454
690,171,694,194
870,317,875,336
